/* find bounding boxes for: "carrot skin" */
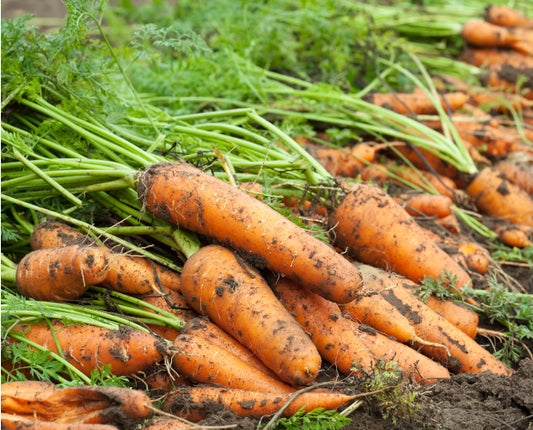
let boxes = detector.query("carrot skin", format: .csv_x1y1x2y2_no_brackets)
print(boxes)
136,162,363,303
10,322,168,377
179,244,322,386
30,219,94,250
485,4,533,28
328,183,472,295
0,415,119,430
171,333,295,393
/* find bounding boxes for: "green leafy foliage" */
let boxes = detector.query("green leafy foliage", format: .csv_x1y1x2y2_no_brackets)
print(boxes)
263,407,351,430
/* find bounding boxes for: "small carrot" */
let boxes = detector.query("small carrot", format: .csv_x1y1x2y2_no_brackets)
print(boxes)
485,4,533,28
460,46,533,69
466,166,533,227
329,183,473,295
136,162,363,304
179,244,322,386
270,276,450,384
15,245,110,302
397,193,453,218
354,264,512,375
364,91,469,115
493,161,533,195
9,321,169,377
469,89,533,113
180,317,279,379
461,19,533,54
308,142,378,178
457,242,491,275
492,224,533,248
140,417,191,430
171,333,295,393
481,64,533,100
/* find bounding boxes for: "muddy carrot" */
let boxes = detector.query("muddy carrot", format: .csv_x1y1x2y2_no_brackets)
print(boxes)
308,142,378,178
179,244,322,386
492,224,533,248
171,333,296,393
0,415,119,430
15,245,110,302
136,162,363,304
480,64,533,100
364,91,469,115
493,161,533,195
30,219,94,250
328,183,472,295
485,4,533,28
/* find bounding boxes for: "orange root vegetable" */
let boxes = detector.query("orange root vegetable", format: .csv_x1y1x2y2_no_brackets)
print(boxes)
141,417,191,430
15,245,110,302
1,415,119,430
163,385,358,422
485,4,533,28
270,277,450,383
492,224,533,248
434,213,462,235
461,19,533,54
10,321,169,377
398,193,453,218
329,183,472,295
1,381,152,427
308,143,378,178
180,317,279,379
493,161,533,195
171,333,295,393
457,242,491,275
30,219,94,250
480,64,533,99
466,167,533,227
136,162,363,304
179,244,322,386
385,162,457,198
364,91,469,115
354,264,512,375
460,46,533,69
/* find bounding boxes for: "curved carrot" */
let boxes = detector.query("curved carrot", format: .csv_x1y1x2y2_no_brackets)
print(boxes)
270,277,450,384
461,20,533,54
171,333,295,393
163,385,358,422
136,162,363,304
354,264,512,375
179,244,322,386
485,4,533,28
329,183,472,295
10,321,168,377
466,167,533,227
492,224,533,248
364,91,469,115
15,245,110,302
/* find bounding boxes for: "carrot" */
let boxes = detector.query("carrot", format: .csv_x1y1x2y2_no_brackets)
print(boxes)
468,89,533,113
457,242,491,275
485,4,533,28
364,91,469,115
281,196,328,219
15,245,110,302
308,143,378,178
481,64,533,100
136,162,363,304
180,317,279,379
466,166,533,227
397,193,453,218
434,213,462,236
270,276,451,384
179,244,322,386
1,381,152,426
493,161,533,195
461,20,533,54
0,415,119,430
163,385,358,422
329,183,473,295
460,46,533,69
354,264,512,375
492,224,533,248
171,333,295,393
30,218,94,250
141,417,191,430
10,321,169,377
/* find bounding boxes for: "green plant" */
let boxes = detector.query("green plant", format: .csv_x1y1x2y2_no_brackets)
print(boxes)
262,407,352,430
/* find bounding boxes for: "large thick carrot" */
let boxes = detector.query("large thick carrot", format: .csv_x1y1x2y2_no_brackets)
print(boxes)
461,20,533,54
270,277,450,384
364,91,469,115
179,244,322,386
485,4,533,28
30,219,94,249
354,264,512,375
163,385,358,422
171,333,295,393
10,321,169,377
466,166,533,227
328,183,472,295
15,245,110,302
136,162,363,304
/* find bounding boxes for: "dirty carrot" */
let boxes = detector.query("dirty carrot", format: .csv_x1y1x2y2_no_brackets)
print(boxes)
136,162,363,304
163,385,358,422
308,142,378,178
329,183,472,295
460,46,533,70
140,417,191,430
180,317,279,379
457,241,491,275
492,224,533,248
461,20,533,54
270,276,450,383
30,219,94,250
485,4,533,28
493,161,533,195
364,91,469,115
0,415,119,430
480,64,533,100
466,166,533,227
171,333,296,393
15,245,110,302
354,264,513,375
9,321,169,377
179,244,322,386
397,193,453,218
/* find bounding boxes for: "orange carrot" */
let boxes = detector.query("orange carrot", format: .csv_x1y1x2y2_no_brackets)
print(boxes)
364,91,469,115
180,317,279,379
460,46,533,69
353,264,512,375
9,321,168,377
136,162,363,304
398,193,453,218
329,183,473,295
466,166,533,227
469,89,533,113
485,4,533,28
493,161,533,194
434,213,462,236
0,415,119,430
15,245,110,302
30,219,94,250
457,242,491,275
461,19,533,54
481,64,533,100
179,244,322,386
140,417,191,430
171,333,295,393
163,385,358,422
492,224,533,248
308,143,378,178
270,276,451,383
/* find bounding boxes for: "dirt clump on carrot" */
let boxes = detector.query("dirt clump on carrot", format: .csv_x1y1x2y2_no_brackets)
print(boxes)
136,161,363,304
